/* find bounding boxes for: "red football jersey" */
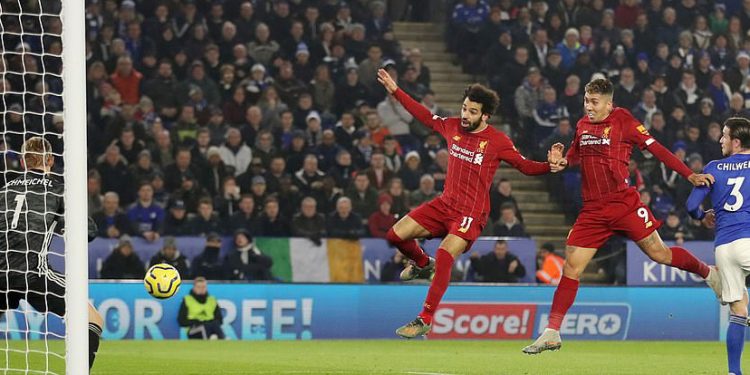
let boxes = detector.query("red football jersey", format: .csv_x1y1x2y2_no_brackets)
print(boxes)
566,107,654,202
393,89,550,222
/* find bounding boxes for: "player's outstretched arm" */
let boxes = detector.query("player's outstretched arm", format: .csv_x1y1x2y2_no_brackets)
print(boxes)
646,141,715,187
686,186,710,220
377,69,445,131
499,134,552,175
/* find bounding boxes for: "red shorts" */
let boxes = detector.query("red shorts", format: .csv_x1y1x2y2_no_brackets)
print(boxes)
408,197,486,252
567,188,661,249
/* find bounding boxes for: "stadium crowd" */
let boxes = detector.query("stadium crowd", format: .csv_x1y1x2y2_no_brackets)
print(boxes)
1,0,749,282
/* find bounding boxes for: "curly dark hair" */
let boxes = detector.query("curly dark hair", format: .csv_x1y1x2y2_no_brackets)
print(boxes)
584,78,614,96
725,117,750,149
463,84,500,116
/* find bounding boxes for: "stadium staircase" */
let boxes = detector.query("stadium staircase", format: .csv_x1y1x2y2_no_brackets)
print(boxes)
394,22,608,283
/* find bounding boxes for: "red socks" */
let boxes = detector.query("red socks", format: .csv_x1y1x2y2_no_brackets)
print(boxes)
418,248,454,325
670,246,710,279
385,228,429,267
547,276,579,330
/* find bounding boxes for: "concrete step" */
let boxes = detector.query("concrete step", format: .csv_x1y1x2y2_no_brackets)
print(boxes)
394,31,444,42
429,71,474,82
513,191,551,203
423,62,463,73
431,82,470,91
526,224,571,236
522,213,567,226
496,168,548,180
393,22,444,34
399,40,447,51
503,179,546,190
516,201,562,212
420,52,456,62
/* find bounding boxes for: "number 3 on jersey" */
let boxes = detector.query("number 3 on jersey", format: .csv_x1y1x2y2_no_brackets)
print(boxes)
458,216,474,233
725,177,745,212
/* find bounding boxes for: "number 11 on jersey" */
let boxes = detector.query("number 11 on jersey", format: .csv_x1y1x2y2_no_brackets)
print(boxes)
458,216,474,233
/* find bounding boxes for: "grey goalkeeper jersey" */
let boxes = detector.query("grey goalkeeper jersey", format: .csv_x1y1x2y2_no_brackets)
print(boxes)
0,169,64,277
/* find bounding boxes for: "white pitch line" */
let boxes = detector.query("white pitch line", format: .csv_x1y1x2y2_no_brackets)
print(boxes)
405,372,460,375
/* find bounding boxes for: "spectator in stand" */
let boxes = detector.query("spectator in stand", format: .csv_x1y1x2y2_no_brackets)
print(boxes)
87,171,103,216
163,199,192,236
450,0,490,72
127,182,164,242
369,194,396,238
659,211,694,245
326,197,366,239
532,85,569,147
557,28,586,71
255,197,291,236
378,94,416,152
294,154,327,196
702,122,723,163
673,69,703,116
632,88,660,129
97,144,135,205
364,112,390,148
347,173,379,219
514,67,544,149
336,68,371,117
724,92,750,120
363,151,394,191
313,130,342,172
398,151,423,191
493,202,528,237
110,56,142,105
164,147,203,193
409,174,438,209
470,240,526,283
536,242,564,285
92,192,133,239
224,229,273,281
192,233,225,280
100,235,145,279
130,150,159,187
142,60,180,122
560,75,583,123
357,44,384,94
489,179,523,223
328,149,355,190
218,127,253,176
706,71,732,114
291,197,326,242
228,195,257,234
428,149,449,191
149,236,190,278
189,198,224,236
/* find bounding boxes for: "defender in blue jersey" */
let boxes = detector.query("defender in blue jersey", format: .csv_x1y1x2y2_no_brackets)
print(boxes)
687,117,750,375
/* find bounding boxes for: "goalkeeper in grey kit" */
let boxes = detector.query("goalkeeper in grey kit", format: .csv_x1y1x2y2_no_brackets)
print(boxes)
0,137,103,370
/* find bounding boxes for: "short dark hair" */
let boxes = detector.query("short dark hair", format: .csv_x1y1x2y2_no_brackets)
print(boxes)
495,239,507,246
500,202,515,211
584,78,614,96
725,117,750,149
463,84,500,116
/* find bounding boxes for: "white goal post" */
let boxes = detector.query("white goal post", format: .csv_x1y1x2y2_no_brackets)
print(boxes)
61,0,89,373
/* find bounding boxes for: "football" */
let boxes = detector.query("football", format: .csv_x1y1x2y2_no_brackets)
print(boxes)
144,264,181,299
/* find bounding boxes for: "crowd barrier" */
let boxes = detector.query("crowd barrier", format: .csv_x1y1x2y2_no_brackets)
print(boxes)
1,283,723,341
627,241,715,286
51,236,540,283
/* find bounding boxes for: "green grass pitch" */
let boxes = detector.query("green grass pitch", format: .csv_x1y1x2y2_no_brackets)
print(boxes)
0,340,740,374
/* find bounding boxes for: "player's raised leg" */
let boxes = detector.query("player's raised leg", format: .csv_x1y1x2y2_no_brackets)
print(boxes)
715,239,750,375
635,230,720,298
523,245,596,354
396,234,467,338
386,215,434,280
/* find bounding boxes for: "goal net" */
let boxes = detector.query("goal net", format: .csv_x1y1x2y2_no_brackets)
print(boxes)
0,0,88,373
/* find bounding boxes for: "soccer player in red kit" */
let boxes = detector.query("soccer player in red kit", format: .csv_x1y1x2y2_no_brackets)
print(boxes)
523,78,722,354
376,69,566,338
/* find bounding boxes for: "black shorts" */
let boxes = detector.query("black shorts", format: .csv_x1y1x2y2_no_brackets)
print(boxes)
0,271,66,317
